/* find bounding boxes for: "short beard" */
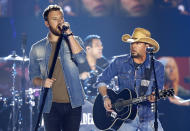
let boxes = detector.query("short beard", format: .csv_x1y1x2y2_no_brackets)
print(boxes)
131,53,140,58
49,26,61,36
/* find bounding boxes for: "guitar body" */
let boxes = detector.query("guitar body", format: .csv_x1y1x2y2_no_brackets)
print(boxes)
93,88,137,130
93,88,174,130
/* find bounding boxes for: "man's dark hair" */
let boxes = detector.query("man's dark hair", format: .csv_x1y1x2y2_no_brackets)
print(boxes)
83,35,101,48
43,5,63,21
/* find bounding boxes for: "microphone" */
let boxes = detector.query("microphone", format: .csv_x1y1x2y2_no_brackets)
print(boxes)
146,47,155,53
62,25,69,31
58,25,69,33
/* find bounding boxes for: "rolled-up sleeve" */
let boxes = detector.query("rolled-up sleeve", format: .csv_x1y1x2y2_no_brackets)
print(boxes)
72,36,86,64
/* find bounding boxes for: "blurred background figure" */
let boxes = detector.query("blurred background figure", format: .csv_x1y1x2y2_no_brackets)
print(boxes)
73,0,115,17
115,0,184,18
159,57,190,102
36,0,116,17
158,56,190,131
78,34,109,103
117,0,155,17
35,0,75,17
34,0,190,18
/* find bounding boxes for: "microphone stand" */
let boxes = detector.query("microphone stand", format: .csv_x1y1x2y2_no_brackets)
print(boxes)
149,52,159,131
34,34,63,131
21,33,27,131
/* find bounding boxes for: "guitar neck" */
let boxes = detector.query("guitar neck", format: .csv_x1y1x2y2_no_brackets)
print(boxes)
123,89,174,106
123,95,149,106
132,95,149,104
112,88,174,109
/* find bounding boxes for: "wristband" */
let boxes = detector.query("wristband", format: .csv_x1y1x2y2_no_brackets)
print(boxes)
65,32,73,37
103,95,109,101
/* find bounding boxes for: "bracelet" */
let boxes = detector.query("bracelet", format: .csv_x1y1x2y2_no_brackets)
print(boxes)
65,32,73,37
102,95,109,101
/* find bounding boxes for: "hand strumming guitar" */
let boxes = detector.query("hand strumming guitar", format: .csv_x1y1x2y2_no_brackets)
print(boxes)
103,97,114,112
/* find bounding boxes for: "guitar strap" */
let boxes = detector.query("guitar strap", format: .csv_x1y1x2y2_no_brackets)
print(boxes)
138,62,153,96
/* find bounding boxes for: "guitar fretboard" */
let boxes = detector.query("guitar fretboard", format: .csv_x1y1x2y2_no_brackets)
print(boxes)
113,89,174,108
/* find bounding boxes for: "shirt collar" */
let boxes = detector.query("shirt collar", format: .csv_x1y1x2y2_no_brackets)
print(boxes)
127,53,151,69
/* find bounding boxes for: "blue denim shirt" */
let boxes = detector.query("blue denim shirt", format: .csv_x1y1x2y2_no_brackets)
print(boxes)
97,54,164,122
29,36,86,113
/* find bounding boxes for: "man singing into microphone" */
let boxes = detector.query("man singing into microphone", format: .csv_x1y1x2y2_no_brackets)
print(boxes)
29,5,85,131
97,28,164,131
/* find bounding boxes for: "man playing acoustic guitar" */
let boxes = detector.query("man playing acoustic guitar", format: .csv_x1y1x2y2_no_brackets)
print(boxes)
96,28,164,131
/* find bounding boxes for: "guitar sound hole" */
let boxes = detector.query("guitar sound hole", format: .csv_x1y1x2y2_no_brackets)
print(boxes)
114,99,129,112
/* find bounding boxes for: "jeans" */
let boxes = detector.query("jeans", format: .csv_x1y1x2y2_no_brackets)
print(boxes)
117,116,163,131
43,102,82,131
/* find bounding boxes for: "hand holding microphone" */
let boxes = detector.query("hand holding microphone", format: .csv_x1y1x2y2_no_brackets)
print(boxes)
58,22,73,36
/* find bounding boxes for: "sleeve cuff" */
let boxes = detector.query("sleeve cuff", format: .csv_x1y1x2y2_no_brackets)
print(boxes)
96,82,107,89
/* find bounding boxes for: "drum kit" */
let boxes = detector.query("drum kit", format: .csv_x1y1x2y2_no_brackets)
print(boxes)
0,51,41,131
83,70,99,103
83,70,119,103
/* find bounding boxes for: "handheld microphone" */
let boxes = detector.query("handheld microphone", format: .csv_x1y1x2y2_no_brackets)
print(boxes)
62,25,69,31
58,25,69,33
146,47,155,53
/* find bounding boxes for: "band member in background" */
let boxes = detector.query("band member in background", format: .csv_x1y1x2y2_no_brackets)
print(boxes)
29,5,85,131
96,28,164,131
159,57,190,106
78,34,109,103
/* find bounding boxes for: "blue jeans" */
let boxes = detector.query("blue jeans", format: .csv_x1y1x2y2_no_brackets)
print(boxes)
43,102,82,131
117,116,163,131
107,116,163,131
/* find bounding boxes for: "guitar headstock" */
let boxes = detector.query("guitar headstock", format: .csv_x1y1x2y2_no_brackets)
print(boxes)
159,88,174,99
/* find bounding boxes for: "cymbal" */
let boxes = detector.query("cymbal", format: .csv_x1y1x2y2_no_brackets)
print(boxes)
25,88,41,94
4,54,29,61
0,53,29,62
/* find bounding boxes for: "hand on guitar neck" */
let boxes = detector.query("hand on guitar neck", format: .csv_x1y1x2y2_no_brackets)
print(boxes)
148,92,156,102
